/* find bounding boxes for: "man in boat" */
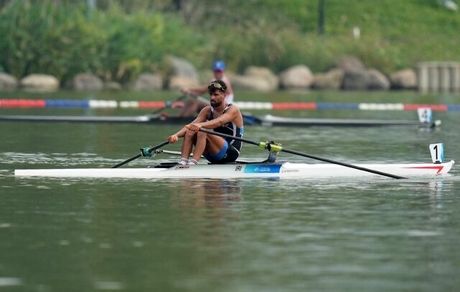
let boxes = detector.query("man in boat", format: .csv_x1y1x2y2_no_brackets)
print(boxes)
159,59,229,118
166,79,244,165
171,95,209,118
181,60,235,103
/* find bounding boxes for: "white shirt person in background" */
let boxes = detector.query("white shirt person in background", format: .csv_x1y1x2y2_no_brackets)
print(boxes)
181,59,235,104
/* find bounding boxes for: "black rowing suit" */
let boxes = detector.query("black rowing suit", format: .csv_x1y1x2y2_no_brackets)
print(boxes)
203,104,244,163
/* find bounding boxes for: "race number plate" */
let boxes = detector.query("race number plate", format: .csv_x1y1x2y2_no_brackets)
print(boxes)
417,108,432,124
429,143,445,163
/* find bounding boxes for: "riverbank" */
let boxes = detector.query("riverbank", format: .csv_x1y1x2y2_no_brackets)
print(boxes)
0,55,418,92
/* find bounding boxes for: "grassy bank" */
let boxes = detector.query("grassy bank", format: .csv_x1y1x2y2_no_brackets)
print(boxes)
1,0,459,83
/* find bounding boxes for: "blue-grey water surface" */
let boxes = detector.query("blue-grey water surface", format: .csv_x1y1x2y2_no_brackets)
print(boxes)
1,99,460,291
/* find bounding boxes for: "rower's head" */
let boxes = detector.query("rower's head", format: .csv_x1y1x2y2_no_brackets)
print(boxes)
212,60,225,79
208,80,227,108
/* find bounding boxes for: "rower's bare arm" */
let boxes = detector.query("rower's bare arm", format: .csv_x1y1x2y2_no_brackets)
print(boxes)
193,106,211,123
182,86,207,96
172,106,210,138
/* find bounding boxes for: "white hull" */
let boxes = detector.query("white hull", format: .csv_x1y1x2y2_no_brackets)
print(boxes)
14,160,455,179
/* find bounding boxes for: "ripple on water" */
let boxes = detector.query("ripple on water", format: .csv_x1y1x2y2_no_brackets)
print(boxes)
0,152,117,167
0,277,23,287
94,281,124,290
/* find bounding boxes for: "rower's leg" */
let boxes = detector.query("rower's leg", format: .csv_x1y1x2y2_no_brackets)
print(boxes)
199,135,227,161
181,129,196,160
191,131,226,162
191,131,208,161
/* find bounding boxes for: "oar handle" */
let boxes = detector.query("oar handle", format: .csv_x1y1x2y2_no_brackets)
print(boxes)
199,128,259,146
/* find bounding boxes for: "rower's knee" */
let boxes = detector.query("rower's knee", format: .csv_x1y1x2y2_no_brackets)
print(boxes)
196,131,207,140
184,130,196,138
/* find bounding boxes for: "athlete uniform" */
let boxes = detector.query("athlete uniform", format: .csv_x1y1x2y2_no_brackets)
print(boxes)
203,104,244,163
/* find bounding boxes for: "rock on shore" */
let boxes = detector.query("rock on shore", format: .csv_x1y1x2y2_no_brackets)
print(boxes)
0,73,18,91
2,55,423,93
20,74,59,92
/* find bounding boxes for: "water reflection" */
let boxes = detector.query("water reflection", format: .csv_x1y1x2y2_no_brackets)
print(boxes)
167,179,242,246
170,179,241,209
428,180,445,209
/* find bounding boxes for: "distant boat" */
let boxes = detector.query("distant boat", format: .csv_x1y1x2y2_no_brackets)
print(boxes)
0,112,440,128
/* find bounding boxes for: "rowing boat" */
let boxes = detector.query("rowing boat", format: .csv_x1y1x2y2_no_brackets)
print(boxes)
14,133,454,180
256,114,440,127
0,113,440,127
14,160,454,179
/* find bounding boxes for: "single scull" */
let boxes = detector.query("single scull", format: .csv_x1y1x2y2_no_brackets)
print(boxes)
14,160,454,179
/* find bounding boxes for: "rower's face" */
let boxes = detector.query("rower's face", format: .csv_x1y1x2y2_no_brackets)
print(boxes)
210,90,225,107
213,70,224,79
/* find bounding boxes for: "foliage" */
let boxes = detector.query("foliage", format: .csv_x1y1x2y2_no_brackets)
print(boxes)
0,0,204,83
0,1,106,80
1,0,460,83
197,0,460,73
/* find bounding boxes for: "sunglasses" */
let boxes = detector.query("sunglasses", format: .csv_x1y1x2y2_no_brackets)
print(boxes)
208,81,226,92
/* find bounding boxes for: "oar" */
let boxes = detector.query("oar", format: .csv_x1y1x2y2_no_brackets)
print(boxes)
152,95,187,114
199,128,406,179
112,141,169,168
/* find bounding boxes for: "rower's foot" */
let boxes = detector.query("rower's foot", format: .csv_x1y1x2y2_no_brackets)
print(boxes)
178,158,188,166
187,159,198,165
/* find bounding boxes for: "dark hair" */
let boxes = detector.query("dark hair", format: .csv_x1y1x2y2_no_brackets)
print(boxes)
207,80,227,93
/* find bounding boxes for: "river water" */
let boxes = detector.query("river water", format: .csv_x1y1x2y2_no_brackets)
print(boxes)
0,92,459,291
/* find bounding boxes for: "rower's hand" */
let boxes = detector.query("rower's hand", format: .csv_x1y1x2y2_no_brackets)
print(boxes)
180,88,190,95
168,134,179,143
171,101,185,109
140,147,152,157
185,123,201,132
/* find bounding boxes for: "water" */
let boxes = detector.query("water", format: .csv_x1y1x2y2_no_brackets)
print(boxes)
1,97,460,291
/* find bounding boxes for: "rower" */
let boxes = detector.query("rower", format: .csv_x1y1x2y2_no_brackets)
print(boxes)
181,59,235,104
175,95,209,118
162,80,244,166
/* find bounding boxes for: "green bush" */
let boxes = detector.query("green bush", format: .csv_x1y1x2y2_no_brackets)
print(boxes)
0,0,205,83
1,0,460,84
0,1,107,81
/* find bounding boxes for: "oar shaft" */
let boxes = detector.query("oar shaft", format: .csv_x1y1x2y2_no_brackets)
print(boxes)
113,140,169,168
199,128,406,179
200,128,259,146
112,154,141,168
280,148,405,179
